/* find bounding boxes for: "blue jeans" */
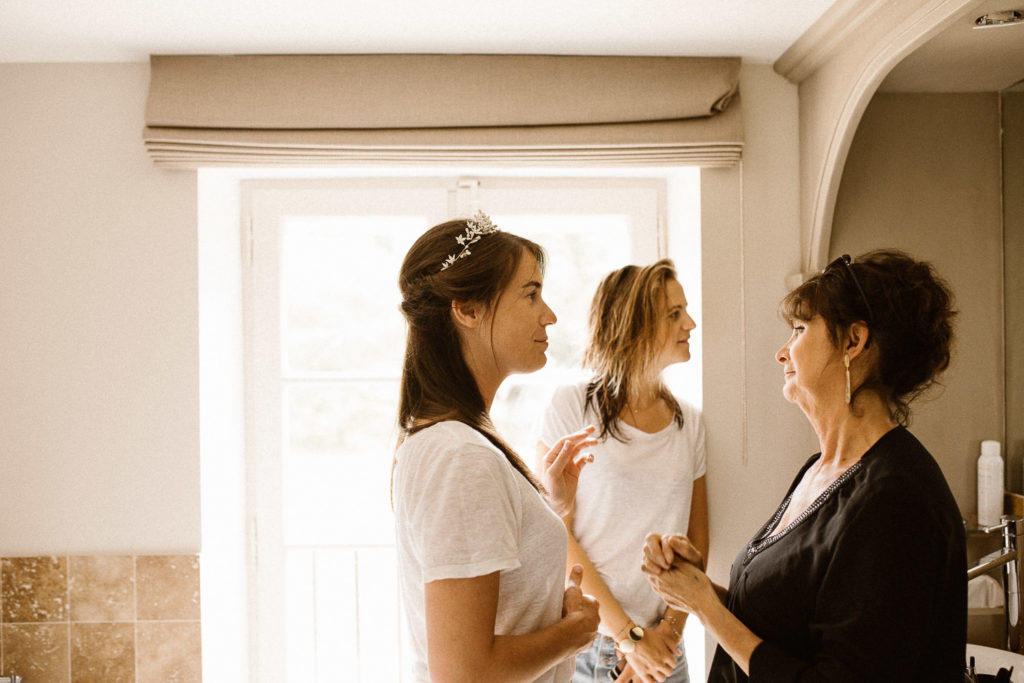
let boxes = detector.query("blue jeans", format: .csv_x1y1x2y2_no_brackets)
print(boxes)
573,634,689,683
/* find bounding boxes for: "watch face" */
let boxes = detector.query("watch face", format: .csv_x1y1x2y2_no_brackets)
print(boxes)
629,625,644,641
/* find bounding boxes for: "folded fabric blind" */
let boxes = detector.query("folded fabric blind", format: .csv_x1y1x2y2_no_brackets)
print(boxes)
143,54,743,167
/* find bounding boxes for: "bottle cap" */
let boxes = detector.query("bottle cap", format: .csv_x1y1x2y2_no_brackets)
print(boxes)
982,440,1001,458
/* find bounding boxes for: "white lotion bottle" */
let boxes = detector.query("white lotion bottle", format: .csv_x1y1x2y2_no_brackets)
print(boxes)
978,439,1004,527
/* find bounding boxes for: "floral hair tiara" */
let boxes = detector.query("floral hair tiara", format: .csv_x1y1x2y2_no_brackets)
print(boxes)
439,211,500,271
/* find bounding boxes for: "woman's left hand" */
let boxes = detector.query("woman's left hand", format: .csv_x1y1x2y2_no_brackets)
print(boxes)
642,558,715,618
538,426,597,517
619,619,682,683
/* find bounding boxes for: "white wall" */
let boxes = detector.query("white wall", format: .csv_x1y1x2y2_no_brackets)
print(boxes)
0,63,200,554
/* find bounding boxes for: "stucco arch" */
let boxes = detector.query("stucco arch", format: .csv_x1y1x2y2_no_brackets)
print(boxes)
774,0,987,277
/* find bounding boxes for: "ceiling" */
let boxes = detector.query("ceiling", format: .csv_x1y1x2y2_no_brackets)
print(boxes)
0,0,840,63
2,0,1020,93
881,0,1024,92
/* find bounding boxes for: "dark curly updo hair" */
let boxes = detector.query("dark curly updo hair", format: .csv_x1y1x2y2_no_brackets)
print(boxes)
780,249,956,424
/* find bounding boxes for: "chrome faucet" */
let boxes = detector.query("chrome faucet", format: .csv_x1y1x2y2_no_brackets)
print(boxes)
968,515,1024,652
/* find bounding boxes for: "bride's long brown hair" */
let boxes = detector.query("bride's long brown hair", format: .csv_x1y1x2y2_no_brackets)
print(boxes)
395,218,544,490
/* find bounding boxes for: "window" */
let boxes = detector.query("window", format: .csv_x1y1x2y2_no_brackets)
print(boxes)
228,171,701,681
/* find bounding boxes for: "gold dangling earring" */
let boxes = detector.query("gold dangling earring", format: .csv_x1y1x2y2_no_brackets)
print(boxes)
844,353,851,404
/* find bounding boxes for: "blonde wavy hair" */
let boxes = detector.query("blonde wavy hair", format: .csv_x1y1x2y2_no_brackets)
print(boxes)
582,258,685,441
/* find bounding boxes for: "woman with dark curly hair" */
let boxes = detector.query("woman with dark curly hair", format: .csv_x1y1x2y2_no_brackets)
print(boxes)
641,250,966,682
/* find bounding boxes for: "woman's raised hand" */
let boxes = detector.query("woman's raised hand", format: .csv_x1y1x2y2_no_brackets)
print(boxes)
539,426,598,517
561,564,601,653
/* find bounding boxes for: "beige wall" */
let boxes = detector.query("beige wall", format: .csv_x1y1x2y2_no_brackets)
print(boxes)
4,64,986,585
1006,92,1024,498
830,92,1004,516
0,63,200,554
699,64,819,584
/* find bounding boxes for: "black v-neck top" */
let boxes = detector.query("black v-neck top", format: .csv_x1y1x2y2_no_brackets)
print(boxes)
709,427,967,682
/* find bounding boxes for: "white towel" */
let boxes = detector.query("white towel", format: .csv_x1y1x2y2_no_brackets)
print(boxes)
969,573,1005,608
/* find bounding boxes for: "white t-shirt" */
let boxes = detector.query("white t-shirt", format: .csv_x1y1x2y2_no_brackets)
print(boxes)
539,382,707,630
393,421,573,683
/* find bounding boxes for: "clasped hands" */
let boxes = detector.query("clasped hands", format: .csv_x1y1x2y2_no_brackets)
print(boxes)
612,534,714,683
641,533,715,620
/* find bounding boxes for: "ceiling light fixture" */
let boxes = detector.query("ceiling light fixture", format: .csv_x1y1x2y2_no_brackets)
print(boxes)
973,9,1024,28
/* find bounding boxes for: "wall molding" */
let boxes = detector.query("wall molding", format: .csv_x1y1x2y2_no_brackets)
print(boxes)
774,0,891,84
774,0,987,277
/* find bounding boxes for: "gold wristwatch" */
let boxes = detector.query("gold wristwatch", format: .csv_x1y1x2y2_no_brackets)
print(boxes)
617,623,645,653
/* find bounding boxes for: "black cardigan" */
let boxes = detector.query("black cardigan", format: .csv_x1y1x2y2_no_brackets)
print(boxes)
709,426,967,682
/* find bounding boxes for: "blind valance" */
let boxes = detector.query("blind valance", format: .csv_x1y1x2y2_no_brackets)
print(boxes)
143,54,743,167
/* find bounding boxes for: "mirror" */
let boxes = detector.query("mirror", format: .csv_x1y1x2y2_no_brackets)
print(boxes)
880,2,1024,489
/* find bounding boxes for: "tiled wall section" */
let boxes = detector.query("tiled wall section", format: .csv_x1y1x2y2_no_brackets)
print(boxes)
0,555,201,682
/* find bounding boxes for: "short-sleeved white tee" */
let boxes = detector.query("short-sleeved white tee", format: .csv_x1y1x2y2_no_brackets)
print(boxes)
539,382,707,630
393,421,573,683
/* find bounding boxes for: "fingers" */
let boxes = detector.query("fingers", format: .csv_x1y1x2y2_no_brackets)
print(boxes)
627,645,677,682
583,593,599,620
623,661,664,683
668,535,704,568
642,533,671,572
544,426,597,470
567,563,583,589
563,566,599,652
577,592,600,653
571,450,595,473
642,533,705,575
563,564,583,613
663,540,696,565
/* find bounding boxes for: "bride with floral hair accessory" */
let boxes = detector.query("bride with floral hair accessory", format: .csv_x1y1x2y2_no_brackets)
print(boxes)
392,212,601,681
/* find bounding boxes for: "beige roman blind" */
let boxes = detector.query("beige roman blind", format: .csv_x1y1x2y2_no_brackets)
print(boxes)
143,54,743,167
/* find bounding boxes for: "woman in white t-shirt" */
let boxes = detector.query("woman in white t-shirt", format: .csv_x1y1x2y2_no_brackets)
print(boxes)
538,259,709,683
392,212,601,682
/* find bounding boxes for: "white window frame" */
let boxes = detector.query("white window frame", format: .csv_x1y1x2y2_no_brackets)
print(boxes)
222,170,701,682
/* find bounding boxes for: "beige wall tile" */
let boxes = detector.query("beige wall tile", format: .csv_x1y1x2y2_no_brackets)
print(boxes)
69,556,135,622
136,556,199,621
136,621,201,683
2,623,70,682
71,622,135,683
1,557,67,622
1,554,207,682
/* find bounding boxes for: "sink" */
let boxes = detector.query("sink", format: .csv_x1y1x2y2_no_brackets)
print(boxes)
967,643,1024,676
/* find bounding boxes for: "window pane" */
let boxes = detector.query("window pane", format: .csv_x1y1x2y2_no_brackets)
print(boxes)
280,216,427,375
285,549,319,682
312,549,359,682
354,548,402,683
284,381,398,545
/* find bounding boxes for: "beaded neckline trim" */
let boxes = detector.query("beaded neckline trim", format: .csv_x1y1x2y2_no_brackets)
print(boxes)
745,460,864,559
